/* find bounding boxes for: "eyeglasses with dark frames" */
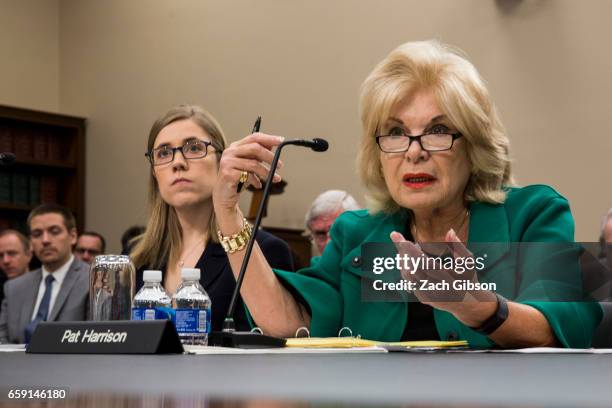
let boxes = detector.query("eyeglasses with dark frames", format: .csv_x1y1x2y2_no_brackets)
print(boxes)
376,126,462,153
145,140,216,166
75,248,102,256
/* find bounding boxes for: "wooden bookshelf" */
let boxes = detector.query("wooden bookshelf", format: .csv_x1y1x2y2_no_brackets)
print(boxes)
14,158,77,170
0,105,86,233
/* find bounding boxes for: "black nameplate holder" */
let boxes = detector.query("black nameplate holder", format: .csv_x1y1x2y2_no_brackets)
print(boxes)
26,320,184,354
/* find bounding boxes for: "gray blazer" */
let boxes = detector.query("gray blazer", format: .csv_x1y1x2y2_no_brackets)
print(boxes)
0,258,89,344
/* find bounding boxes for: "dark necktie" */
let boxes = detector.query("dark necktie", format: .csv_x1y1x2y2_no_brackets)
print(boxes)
24,274,55,343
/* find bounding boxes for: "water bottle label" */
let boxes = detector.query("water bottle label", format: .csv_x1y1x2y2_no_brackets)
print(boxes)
173,308,211,334
132,307,174,321
198,310,207,332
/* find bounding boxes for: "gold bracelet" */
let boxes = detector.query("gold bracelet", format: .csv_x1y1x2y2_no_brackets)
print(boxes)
217,217,253,254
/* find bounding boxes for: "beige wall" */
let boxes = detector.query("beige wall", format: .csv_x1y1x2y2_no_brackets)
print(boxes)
4,0,612,250
0,0,60,112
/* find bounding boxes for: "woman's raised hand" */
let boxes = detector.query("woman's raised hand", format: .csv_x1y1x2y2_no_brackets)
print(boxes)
213,132,284,223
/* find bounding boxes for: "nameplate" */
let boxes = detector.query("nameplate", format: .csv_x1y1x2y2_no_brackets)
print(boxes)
26,320,184,354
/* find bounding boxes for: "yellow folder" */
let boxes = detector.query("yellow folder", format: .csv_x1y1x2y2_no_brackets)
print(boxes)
285,337,468,349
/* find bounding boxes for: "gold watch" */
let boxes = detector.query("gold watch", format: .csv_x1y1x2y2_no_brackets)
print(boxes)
217,217,253,254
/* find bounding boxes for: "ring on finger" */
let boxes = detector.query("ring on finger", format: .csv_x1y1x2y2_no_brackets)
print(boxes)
237,170,249,193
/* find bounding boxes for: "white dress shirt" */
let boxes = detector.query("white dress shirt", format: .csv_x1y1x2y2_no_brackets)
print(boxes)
30,255,74,321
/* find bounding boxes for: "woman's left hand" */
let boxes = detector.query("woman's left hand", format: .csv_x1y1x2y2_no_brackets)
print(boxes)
390,228,497,326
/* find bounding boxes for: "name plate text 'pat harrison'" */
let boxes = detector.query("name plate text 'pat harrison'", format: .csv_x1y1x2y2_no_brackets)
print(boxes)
26,320,183,354
61,328,128,344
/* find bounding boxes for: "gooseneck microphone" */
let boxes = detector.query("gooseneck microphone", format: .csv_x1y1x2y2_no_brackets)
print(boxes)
209,137,329,348
0,152,16,166
286,138,329,152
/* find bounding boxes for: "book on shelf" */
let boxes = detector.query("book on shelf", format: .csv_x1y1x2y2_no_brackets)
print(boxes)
32,132,49,161
40,175,58,203
47,135,63,162
0,129,12,152
0,172,11,203
29,175,41,205
11,172,29,206
12,129,33,160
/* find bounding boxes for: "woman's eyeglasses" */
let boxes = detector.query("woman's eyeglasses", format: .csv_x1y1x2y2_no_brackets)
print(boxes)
145,140,216,166
376,126,462,153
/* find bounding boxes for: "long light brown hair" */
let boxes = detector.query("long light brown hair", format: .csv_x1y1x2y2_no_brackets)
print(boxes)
130,105,227,269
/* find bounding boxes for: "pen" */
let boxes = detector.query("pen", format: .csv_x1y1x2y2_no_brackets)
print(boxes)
252,116,261,134
237,116,261,193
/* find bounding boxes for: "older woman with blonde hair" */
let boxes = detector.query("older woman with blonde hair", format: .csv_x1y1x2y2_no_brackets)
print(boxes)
130,104,294,332
212,41,601,348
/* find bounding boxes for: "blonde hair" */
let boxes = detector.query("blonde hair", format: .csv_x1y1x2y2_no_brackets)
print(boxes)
130,104,227,269
357,40,514,214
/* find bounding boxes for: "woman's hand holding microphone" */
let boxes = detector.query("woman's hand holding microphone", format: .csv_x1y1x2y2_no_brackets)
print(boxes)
213,132,285,235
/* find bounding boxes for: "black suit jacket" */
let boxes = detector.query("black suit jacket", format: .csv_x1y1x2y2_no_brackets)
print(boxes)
136,229,294,332
0,258,90,344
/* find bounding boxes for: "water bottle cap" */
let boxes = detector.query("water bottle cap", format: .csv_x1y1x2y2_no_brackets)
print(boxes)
143,270,162,282
181,268,201,280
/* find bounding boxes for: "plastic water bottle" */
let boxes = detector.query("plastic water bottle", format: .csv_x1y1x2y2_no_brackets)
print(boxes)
173,268,211,345
131,270,172,321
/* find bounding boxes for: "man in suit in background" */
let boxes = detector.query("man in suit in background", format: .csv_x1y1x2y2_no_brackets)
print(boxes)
0,229,33,314
0,229,32,280
74,231,105,265
305,190,361,256
0,204,89,344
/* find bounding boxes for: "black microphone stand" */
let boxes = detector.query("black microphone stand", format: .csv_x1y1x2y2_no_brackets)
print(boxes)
209,139,327,348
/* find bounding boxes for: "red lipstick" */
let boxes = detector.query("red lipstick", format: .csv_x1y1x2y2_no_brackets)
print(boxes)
402,172,436,189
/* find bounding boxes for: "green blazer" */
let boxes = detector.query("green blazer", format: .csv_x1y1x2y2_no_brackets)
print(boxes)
271,185,602,348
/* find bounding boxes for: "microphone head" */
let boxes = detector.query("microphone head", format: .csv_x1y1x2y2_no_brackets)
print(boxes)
0,152,16,166
311,138,329,152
